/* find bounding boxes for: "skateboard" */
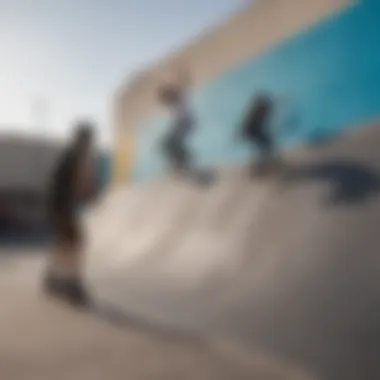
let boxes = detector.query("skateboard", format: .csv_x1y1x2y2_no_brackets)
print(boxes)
192,168,217,187
43,290,128,329
43,286,91,310
169,166,217,187
43,291,189,337
249,157,288,178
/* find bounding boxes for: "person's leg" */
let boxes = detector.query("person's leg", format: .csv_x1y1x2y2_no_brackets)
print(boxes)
44,240,80,293
43,215,67,295
172,140,191,172
162,118,193,174
63,252,90,305
161,133,176,171
255,130,285,177
247,130,273,176
60,220,90,306
163,134,190,174
44,214,89,305
258,132,273,162
175,119,193,172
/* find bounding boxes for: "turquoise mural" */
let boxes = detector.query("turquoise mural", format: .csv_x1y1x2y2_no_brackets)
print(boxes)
96,151,111,192
132,0,380,182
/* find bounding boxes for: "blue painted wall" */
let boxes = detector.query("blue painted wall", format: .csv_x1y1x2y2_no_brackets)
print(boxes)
96,151,112,192
132,0,380,182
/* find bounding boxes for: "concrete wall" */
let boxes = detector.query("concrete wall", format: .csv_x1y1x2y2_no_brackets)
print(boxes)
0,136,62,193
0,136,62,229
0,136,111,190
0,135,111,230
114,0,380,183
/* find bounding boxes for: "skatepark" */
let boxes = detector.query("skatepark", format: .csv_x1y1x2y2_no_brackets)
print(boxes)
3,0,380,379
3,123,380,379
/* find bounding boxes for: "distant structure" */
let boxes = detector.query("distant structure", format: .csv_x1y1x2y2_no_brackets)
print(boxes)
0,130,111,234
0,131,63,232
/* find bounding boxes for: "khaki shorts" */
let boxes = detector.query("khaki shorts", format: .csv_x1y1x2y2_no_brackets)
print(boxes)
50,210,82,246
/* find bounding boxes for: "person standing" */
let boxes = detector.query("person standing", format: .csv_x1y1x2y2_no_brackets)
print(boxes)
44,121,97,306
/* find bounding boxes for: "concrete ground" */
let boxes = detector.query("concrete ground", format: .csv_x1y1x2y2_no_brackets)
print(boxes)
0,253,309,380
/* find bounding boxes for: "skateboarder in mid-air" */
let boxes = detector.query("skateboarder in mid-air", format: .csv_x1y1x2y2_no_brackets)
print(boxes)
158,68,195,175
44,122,97,306
240,92,283,176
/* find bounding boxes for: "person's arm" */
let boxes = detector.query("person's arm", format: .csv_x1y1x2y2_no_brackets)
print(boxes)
76,153,96,202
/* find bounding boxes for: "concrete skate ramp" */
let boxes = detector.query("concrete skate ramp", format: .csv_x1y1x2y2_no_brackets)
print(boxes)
86,124,380,380
1,254,311,380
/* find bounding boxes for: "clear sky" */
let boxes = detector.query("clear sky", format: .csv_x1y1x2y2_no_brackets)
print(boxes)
0,0,248,146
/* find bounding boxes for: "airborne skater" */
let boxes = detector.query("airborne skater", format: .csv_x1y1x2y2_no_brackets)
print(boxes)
240,92,285,176
158,68,195,177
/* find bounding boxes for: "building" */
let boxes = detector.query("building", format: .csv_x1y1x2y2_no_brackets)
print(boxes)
0,132,111,237
114,0,380,183
0,134,61,192
0,133,62,235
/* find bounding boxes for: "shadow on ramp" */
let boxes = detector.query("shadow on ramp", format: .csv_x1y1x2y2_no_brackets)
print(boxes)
283,159,380,205
90,301,207,347
82,301,316,379
0,230,52,253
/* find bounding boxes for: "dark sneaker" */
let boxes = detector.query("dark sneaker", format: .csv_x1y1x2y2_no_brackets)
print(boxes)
63,278,91,308
43,274,66,298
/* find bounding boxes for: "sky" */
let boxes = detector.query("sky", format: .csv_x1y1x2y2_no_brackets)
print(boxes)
0,0,248,146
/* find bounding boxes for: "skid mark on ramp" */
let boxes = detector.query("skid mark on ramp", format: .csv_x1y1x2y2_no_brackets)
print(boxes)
130,187,207,268
89,183,208,274
86,179,190,272
160,180,276,286
86,168,282,278
118,186,200,264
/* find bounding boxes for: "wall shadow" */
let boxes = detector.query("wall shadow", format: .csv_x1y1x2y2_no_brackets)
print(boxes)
0,227,52,253
91,301,208,348
282,159,380,206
